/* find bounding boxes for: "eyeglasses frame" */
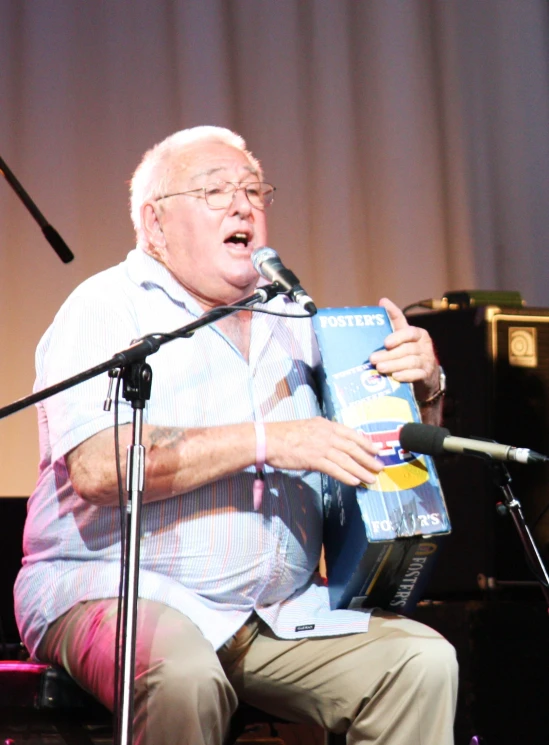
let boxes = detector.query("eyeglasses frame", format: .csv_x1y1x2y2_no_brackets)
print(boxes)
155,181,276,210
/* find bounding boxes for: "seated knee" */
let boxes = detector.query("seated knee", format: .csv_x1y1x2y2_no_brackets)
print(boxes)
409,634,458,686
137,656,237,713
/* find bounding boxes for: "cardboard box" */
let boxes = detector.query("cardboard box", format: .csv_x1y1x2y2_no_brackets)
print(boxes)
313,307,451,613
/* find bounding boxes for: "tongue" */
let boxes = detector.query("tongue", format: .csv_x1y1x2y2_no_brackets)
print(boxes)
225,237,248,246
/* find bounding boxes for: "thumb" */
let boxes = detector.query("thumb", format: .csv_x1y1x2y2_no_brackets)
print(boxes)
379,297,408,331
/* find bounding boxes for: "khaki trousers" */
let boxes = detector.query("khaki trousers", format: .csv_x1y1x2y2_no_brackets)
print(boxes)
38,598,458,745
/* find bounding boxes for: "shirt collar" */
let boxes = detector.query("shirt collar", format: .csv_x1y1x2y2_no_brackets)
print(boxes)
126,247,204,317
125,246,298,323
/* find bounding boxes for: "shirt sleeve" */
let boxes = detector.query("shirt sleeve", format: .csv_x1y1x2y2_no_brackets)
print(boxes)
36,291,140,462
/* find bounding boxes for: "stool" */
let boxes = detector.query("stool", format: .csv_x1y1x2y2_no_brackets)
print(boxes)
0,660,112,744
0,661,344,745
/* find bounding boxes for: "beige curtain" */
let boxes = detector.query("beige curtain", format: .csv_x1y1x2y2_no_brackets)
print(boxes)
1,0,549,496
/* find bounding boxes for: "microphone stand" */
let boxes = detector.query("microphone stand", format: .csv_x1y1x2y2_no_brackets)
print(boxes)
0,282,283,745
488,460,549,611
0,154,74,263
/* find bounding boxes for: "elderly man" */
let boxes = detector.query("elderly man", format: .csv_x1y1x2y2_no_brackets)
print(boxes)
15,126,457,745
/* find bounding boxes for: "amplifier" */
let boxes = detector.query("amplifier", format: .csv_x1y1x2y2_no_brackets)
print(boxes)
0,497,27,645
411,306,549,595
414,600,549,745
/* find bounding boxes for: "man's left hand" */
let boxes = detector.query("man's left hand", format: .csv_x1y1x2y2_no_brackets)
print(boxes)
369,297,440,403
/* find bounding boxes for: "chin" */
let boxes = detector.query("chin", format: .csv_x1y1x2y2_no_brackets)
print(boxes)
222,276,257,301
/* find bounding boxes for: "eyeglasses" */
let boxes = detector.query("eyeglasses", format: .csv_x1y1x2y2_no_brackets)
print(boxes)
156,181,276,210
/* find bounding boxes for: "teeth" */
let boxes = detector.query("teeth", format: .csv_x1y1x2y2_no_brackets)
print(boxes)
228,232,249,245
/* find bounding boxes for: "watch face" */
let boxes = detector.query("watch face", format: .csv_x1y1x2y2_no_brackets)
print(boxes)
439,368,447,392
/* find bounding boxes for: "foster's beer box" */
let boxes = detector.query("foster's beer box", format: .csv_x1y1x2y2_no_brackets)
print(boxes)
312,307,451,614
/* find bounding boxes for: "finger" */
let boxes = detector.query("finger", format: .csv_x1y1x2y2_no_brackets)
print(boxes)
374,326,423,357
320,462,377,487
376,352,423,373
375,353,434,384
334,436,385,472
330,432,385,473
319,450,382,486
379,297,409,331
372,339,421,363
304,424,384,482
391,367,427,383
335,424,385,457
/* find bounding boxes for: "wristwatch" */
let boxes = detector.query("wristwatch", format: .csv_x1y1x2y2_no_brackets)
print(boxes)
418,366,446,407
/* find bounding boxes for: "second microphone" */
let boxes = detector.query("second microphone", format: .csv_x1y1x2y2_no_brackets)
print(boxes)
252,246,317,315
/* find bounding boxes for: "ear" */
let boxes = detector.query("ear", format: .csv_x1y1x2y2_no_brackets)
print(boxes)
141,201,167,260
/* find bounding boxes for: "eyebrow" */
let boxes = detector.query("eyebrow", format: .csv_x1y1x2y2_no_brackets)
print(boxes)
189,164,259,182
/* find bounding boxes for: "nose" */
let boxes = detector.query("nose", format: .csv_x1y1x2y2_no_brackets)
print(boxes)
228,186,253,216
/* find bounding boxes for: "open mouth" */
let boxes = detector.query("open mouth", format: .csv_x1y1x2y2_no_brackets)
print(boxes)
224,231,251,248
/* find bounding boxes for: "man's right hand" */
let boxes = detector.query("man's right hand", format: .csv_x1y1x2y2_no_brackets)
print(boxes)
265,417,383,487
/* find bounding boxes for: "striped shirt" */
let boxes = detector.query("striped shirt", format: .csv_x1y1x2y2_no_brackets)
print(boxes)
14,248,370,658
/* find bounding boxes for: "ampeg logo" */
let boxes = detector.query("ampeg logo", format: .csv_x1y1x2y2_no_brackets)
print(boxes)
508,326,537,368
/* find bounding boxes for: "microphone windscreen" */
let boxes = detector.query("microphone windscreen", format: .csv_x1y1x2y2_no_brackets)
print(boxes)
251,246,277,274
399,423,450,456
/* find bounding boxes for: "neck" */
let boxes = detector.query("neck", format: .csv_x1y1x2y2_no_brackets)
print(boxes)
215,311,251,360
194,283,259,313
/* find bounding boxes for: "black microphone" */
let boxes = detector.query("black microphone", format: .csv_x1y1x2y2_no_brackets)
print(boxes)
251,246,317,315
399,422,549,465
0,154,74,263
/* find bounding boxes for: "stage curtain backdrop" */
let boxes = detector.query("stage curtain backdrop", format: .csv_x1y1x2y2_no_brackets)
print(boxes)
1,0,549,496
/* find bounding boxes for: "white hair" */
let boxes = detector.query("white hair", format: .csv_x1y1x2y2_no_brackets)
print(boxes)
130,125,262,248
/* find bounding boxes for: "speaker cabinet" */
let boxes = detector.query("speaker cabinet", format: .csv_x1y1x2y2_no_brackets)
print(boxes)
412,306,549,595
0,497,26,645
414,600,549,745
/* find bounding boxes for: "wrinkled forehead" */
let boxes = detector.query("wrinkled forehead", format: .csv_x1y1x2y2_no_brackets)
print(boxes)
164,141,262,190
